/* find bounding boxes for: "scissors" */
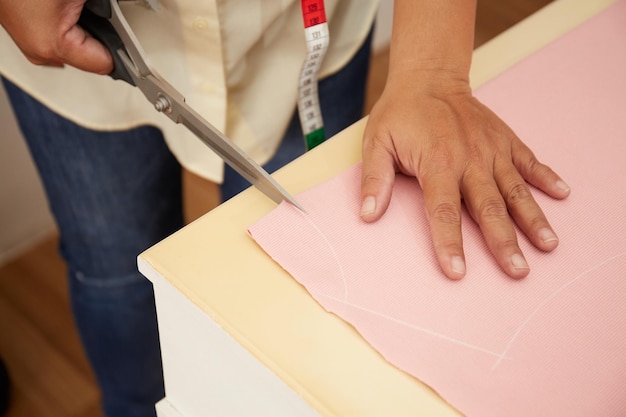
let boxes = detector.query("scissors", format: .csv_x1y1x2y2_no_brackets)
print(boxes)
78,0,304,211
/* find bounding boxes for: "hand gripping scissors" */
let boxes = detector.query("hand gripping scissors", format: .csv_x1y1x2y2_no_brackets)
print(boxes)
78,0,304,211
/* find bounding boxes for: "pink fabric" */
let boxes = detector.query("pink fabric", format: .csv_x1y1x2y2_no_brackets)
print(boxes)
248,2,626,416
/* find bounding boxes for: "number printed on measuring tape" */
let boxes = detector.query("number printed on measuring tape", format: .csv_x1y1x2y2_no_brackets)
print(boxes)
298,0,329,150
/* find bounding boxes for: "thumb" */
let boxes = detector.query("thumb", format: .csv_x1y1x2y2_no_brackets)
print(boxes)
360,131,396,222
59,25,114,75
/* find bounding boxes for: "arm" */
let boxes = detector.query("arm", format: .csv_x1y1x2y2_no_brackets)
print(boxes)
360,0,571,279
0,0,113,74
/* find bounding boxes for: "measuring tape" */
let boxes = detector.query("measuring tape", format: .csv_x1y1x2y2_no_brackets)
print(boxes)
299,0,329,150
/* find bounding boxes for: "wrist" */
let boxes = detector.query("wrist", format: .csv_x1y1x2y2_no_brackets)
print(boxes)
385,66,472,99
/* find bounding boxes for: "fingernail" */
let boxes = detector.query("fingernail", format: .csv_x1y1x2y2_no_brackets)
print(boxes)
361,196,376,216
538,227,558,244
556,179,570,193
451,256,466,275
511,253,529,270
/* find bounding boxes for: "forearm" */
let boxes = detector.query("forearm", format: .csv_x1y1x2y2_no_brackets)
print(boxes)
388,0,477,87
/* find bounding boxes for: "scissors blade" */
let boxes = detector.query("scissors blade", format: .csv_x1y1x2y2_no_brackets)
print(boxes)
105,0,304,211
172,93,307,212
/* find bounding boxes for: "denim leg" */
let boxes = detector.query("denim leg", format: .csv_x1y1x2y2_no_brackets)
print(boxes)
220,27,373,201
2,77,181,417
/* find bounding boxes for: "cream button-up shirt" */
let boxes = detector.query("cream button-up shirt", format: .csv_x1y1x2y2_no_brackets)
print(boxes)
0,0,379,183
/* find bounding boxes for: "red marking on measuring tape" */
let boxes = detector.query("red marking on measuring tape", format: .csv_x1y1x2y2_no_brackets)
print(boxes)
301,0,327,28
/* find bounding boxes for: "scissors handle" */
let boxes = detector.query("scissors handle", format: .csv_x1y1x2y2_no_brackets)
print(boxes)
79,2,135,85
84,0,112,18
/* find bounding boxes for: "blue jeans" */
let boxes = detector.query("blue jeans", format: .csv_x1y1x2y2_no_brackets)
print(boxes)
2,29,371,417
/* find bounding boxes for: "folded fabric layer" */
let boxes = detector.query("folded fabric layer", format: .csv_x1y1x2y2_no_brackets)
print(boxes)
248,2,626,416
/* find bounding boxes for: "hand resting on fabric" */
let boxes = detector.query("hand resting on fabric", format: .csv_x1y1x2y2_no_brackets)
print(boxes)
360,0,571,280
361,72,571,280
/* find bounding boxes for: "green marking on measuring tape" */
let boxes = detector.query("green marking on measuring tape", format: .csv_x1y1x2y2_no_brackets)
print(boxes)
305,128,326,150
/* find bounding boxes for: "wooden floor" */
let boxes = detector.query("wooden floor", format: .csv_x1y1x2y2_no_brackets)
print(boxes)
0,2,552,416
